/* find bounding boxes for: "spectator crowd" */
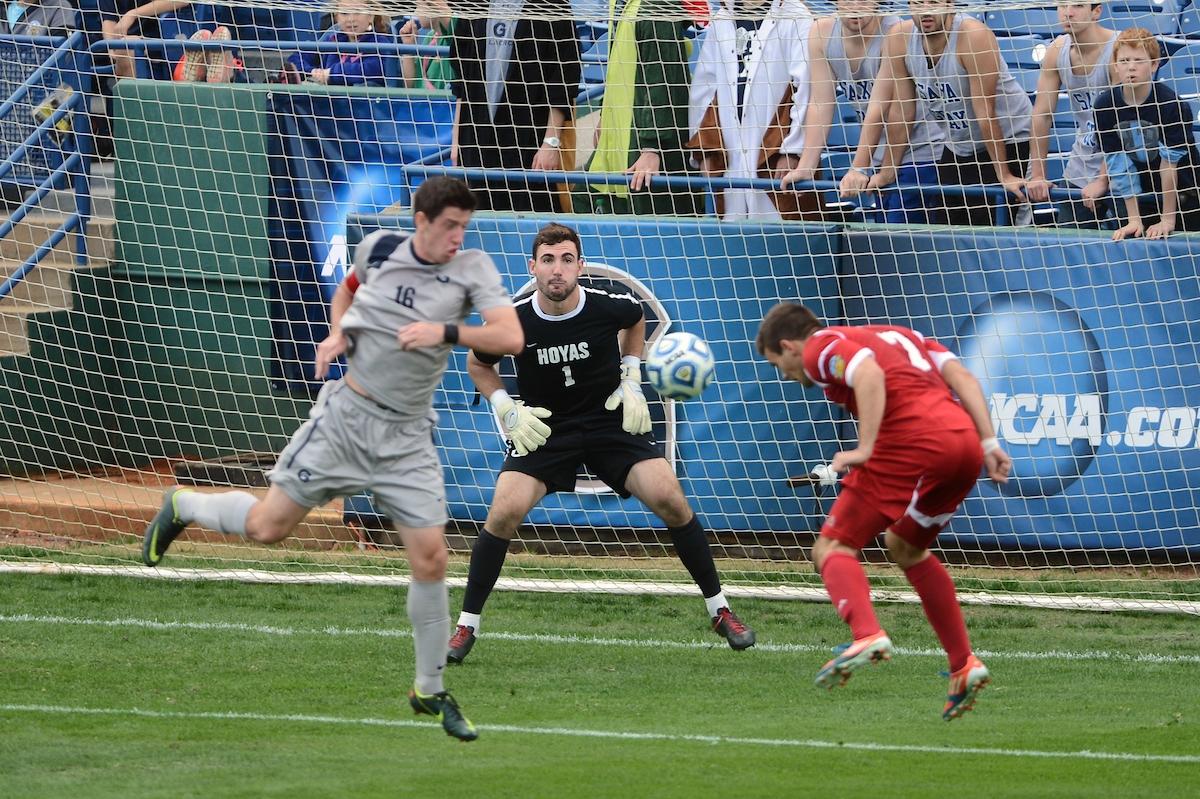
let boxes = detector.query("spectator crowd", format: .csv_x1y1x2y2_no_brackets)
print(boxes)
9,0,1200,239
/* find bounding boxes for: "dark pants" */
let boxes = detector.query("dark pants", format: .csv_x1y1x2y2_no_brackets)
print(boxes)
937,140,1031,227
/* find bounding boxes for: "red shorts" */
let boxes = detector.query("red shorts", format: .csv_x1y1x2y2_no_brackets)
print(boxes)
820,427,983,551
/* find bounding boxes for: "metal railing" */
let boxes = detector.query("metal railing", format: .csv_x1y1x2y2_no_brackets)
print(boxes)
0,31,92,301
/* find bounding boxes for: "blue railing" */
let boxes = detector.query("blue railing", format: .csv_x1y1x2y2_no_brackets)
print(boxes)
402,165,1086,227
0,31,92,300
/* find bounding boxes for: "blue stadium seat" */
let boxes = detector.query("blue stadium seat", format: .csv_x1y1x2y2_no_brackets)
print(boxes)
1051,95,1079,154
825,94,862,150
1044,153,1067,184
580,31,608,86
996,34,1050,69
219,6,326,42
576,20,608,53
984,6,1061,38
821,148,853,177
1101,4,1180,36
1179,8,1200,38
1160,42,1200,97
1011,66,1043,96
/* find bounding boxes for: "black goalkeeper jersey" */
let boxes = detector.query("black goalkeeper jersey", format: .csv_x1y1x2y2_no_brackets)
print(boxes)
475,282,643,420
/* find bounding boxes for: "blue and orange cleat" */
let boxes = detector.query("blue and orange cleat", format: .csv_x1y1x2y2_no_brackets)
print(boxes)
814,630,894,689
943,654,990,721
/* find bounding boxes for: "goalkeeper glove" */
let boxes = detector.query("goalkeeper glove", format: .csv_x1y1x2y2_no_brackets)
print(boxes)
490,389,552,456
604,356,651,435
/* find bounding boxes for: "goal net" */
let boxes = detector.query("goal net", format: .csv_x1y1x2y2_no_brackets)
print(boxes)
1,0,1198,614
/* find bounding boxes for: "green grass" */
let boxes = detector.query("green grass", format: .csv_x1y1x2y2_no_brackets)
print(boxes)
1,574,1198,798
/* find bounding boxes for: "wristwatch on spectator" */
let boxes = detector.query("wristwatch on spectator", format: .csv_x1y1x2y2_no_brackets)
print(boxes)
849,165,874,178
543,137,561,148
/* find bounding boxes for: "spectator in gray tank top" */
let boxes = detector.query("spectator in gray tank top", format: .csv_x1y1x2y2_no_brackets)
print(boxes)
879,1,1033,227
1026,2,1117,229
788,0,943,224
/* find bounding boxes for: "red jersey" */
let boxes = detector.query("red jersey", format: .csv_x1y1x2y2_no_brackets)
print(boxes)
801,325,974,439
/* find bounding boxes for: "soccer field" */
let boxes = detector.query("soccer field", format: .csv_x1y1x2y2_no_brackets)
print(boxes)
1,574,1197,798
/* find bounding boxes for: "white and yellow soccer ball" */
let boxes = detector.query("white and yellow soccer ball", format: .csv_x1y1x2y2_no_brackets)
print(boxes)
645,331,716,401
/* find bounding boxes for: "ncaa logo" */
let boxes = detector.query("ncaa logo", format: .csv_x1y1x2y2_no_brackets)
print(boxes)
509,263,675,494
956,291,1109,498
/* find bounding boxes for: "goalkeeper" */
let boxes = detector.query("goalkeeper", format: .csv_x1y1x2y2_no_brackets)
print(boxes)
447,223,755,664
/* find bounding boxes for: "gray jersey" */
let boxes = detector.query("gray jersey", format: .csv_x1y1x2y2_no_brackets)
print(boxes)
828,16,941,166
905,15,1032,157
1055,32,1116,188
340,230,512,417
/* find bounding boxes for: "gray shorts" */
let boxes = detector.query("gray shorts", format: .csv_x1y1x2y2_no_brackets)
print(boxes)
268,380,447,528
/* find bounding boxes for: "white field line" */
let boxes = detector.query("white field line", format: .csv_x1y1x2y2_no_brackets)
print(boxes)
2,612,1198,666
1,703,1197,764
3,560,1200,615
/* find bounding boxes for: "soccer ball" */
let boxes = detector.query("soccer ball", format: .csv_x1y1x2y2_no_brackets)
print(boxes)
645,332,716,400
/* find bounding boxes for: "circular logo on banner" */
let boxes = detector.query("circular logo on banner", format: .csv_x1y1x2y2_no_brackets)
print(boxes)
956,292,1109,498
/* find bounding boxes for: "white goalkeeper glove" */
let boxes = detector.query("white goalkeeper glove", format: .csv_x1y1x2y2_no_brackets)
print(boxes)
604,356,651,435
490,389,552,456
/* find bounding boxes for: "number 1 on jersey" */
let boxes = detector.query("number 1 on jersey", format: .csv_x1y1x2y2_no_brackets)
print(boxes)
876,330,933,371
562,365,575,387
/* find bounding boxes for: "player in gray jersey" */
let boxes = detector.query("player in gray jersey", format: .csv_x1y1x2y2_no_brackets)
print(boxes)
880,2,1033,227
787,0,944,223
1027,3,1116,228
139,177,524,742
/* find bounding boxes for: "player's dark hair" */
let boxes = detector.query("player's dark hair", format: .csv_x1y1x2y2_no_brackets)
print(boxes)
756,303,825,355
531,223,582,260
412,176,477,221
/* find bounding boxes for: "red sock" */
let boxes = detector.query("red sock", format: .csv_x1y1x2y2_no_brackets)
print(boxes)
819,551,880,640
904,555,971,671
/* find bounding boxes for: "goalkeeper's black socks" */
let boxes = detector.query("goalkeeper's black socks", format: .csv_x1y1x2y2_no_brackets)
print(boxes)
461,528,511,615
669,516,722,599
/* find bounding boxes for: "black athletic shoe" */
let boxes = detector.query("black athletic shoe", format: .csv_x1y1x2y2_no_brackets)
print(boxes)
712,607,756,650
142,487,190,567
408,687,478,741
447,624,477,664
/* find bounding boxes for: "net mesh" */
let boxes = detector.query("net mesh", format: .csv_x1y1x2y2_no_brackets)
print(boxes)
0,1,1198,613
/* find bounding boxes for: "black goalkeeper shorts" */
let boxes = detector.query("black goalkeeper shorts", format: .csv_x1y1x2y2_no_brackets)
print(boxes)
499,410,662,497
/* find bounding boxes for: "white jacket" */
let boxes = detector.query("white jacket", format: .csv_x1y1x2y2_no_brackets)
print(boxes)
690,0,814,221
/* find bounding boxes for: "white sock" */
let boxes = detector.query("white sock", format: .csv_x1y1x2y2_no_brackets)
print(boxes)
704,591,729,618
408,580,449,696
175,489,256,536
456,611,481,633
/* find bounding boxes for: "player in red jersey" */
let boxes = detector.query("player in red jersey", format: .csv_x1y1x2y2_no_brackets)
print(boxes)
756,303,1012,720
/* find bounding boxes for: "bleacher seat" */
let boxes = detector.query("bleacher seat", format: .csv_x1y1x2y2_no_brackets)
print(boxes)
1012,66,1042,95
1179,8,1200,38
580,31,608,86
825,93,862,150
997,35,1049,95
984,6,1061,38
997,35,1050,70
218,6,325,42
1044,152,1068,184
1051,95,1079,154
1101,3,1180,36
1160,42,1200,97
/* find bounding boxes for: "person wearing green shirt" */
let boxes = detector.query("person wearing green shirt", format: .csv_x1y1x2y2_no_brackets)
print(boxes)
581,0,704,216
